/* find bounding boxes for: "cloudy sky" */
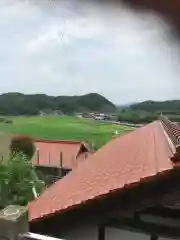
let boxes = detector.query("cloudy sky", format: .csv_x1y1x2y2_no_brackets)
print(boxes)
0,0,180,104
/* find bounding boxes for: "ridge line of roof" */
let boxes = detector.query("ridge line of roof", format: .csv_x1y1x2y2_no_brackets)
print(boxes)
34,139,92,153
159,116,180,164
159,121,176,155
34,139,85,145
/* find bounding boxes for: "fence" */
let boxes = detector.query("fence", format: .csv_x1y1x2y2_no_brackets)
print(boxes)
0,205,64,240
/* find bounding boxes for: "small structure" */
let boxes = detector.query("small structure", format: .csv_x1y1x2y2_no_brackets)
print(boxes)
32,140,91,186
52,110,64,116
82,112,94,119
0,205,28,240
93,113,111,121
0,205,67,240
39,110,63,116
74,112,83,118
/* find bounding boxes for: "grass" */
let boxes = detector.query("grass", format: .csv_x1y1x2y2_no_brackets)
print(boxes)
0,116,133,150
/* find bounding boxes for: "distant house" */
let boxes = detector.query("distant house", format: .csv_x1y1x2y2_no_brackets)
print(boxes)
39,110,64,116
38,109,52,116
39,111,45,116
81,112,111,120
82,112,94,119
74,113,83,119
28,117,180,240
52,110,64,116
93,113,111,121
32,139,91,186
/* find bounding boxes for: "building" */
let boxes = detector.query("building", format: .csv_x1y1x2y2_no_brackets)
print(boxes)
81,112,94,119
52,110,64,116
74,113,83,119
39,110,64,116
28,116,180,240
32,139,91,185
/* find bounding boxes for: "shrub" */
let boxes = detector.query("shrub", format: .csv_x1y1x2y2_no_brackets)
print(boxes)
10,135,35,159
0,118,5,122
0,153,45,206
5,120,13,124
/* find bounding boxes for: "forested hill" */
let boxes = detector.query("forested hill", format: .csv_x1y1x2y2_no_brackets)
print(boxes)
0,92,116,115
130,100,180,113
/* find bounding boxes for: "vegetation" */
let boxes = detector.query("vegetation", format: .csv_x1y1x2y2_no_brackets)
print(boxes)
1,116,132,150
117,100,180,124
118,109,158,124
130,100,180,113
0,92,116,115
10,135,35,159
0,153,45,206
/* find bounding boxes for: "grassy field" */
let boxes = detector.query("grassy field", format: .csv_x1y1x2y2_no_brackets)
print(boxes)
0,116,132,152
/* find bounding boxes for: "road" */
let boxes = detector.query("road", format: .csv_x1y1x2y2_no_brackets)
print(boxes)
91,119,144,128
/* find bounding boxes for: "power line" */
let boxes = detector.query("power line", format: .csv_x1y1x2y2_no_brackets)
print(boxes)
48,0,77,77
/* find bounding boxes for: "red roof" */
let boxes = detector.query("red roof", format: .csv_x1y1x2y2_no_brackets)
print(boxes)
32,140,90,169
28,120,177,222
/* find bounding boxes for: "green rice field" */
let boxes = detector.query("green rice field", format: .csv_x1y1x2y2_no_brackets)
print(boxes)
0,116,133,153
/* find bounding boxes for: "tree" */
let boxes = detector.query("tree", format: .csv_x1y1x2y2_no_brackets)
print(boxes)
0,92,116,115
0,153,45,207
10,135,35,159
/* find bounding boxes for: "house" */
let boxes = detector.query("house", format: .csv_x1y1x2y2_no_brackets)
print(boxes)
82,112,94,119
94,113,112,121
74,113,83,119
39,110,52,116
52,110,64,116
28,116,180,240
39,110,64,116
32,139,91,185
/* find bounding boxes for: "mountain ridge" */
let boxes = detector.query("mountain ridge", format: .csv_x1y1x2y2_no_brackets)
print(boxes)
0,92,116,115
130,100,180,112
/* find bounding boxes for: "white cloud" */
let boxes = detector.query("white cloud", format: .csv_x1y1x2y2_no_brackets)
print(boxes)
25,16,104,53
0,0,180,104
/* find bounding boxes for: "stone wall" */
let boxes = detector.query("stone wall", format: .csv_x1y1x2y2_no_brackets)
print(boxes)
0,205,28,240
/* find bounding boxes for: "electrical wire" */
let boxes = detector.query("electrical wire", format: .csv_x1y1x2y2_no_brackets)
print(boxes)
48,0,77,77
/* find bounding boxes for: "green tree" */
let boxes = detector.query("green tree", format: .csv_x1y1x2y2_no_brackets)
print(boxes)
0,92,116,115
0,153,45,207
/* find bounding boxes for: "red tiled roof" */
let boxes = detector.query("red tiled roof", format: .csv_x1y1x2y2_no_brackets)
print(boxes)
32,140,90,169
28,121,177,222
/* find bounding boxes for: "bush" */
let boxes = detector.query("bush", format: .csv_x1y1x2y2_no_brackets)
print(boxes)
0,153,45,206
5,120,13,124
10,135,35,159
0,118,5,122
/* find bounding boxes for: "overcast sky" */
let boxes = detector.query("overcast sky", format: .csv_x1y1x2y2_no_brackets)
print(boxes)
1,0,180,104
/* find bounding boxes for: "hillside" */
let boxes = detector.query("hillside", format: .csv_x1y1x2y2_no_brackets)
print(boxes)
130,100,180,113
0,92,116,115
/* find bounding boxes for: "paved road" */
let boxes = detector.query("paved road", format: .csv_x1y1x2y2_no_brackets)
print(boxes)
93,119,143,128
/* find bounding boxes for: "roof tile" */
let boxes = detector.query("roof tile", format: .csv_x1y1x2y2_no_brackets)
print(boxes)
28,121,174,222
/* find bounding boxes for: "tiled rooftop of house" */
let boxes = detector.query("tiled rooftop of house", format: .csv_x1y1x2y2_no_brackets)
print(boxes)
32,140,90,170
28,117,180,222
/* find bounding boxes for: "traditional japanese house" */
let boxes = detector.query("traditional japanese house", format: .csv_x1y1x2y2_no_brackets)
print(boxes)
32,139,91,185
28,117,180,240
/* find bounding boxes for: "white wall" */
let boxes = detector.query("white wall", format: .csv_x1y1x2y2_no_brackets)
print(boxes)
106,228,150,240
159,238,177,240
58,224,178,240
59,225,151,240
